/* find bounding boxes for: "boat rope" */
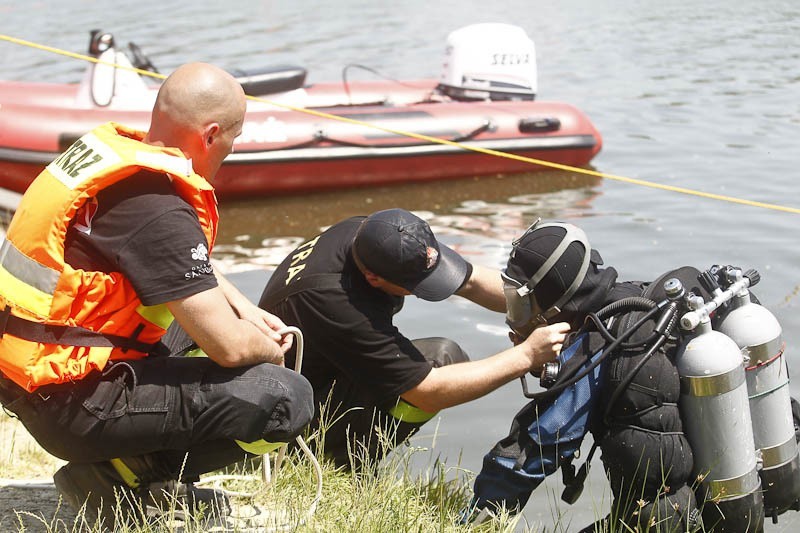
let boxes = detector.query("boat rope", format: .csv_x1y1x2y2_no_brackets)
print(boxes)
2,33,800,216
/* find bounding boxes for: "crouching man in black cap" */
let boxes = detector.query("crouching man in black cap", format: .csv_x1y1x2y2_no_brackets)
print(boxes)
258,209,569,468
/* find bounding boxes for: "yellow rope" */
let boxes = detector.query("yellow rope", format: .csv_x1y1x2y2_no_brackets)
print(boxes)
3,33,799,215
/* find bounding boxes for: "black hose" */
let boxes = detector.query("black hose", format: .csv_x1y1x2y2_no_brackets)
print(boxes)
586,296,661,349
602,303,679,425
525,303,664,400
340,63,434,105
596,296,658,321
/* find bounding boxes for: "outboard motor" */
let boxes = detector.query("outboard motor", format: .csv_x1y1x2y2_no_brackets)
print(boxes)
88,30,116,56
437,23,537,101
675,278,764,532
78,29,150,108
712,266,800,522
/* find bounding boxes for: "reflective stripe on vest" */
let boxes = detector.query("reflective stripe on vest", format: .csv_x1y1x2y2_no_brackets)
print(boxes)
135,304,174,331
0,240,57,317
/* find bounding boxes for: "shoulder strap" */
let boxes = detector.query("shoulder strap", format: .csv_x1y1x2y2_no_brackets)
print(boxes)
260,273,346,309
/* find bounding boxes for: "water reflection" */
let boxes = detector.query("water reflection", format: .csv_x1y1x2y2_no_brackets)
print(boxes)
213,169,601,272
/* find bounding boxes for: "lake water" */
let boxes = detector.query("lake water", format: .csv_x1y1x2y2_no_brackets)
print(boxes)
2,0,800,530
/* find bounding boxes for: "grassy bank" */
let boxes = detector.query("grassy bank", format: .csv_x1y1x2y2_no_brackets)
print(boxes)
0,414,526,532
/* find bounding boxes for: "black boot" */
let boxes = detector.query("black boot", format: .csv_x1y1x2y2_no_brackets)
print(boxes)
54,461,144,528
55,460,231,528
147,479,231,520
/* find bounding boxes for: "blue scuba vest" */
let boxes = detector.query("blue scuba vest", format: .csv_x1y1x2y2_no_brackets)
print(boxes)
470,332,604,513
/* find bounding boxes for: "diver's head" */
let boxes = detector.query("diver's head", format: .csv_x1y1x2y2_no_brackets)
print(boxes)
503,219,601,338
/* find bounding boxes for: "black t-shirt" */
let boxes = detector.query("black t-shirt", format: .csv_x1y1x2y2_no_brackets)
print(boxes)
260,217,462,410
64,171,217,305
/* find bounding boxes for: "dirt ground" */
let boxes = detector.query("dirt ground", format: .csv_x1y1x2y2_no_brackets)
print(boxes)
0,481,77,532
0,415,77,532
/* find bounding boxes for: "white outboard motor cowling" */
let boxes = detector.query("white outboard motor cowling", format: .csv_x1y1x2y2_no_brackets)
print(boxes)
438,23,537,101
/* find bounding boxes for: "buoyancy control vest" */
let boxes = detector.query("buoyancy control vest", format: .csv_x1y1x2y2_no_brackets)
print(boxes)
592,267,705,531
0,122,218,391
469,267,707,531
469,330,606,516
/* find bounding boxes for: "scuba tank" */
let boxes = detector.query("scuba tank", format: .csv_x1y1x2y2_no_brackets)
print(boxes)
712,266,800,522
675,272,764,532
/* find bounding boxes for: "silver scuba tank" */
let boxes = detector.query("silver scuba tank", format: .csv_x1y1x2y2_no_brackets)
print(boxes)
675,286,764,532
715,268,800,522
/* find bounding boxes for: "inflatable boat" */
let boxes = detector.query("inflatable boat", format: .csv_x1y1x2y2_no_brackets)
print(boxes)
0,25,602,199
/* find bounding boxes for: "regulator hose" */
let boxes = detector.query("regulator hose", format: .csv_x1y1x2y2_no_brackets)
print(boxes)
602,301,680,425
526,301,664,401
596,296,658,321
552,296,659,384
588,296,661,349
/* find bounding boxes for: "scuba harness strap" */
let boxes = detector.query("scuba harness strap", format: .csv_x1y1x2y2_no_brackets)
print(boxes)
470,331,606,514
561,441,598,504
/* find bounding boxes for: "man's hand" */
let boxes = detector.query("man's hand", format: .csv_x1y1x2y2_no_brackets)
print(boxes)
167,286,286,367
235,302,294,354
215,271,293,355
401,320,571,413
518,322,570,374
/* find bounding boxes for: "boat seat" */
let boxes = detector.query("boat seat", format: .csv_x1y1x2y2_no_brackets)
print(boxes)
229,66,308,96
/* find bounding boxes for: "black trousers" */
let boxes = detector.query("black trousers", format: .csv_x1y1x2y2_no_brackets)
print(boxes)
0,354,313,482
314,337,469,469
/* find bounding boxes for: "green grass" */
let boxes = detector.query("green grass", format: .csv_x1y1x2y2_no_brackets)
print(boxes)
0,413,528,532
0,408,713,532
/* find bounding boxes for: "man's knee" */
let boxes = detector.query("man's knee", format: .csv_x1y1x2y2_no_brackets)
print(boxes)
208,363,314,443
411,337,470,367
275,367,314,440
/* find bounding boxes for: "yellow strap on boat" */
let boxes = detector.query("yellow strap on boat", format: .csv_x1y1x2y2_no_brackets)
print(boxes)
388,399,437,424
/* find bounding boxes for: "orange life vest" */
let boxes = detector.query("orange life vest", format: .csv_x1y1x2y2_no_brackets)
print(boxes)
0,122,219,391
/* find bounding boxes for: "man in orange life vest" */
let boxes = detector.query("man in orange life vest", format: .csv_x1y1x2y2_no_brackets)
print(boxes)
0,63,313,525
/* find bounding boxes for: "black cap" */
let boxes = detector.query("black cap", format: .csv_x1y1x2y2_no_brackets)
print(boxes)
353,209,469,301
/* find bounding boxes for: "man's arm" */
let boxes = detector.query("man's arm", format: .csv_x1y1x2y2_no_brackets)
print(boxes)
215,271,293,352
455,264,506,313
166,285,286,367
400,321,569,413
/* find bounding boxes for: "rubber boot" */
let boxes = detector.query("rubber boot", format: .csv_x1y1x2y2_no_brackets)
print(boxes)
54,461,144,529
55,455,230,529
147,479,231,521
113,453,231,522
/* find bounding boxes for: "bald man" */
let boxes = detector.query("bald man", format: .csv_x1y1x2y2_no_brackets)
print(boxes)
0,63,313,527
